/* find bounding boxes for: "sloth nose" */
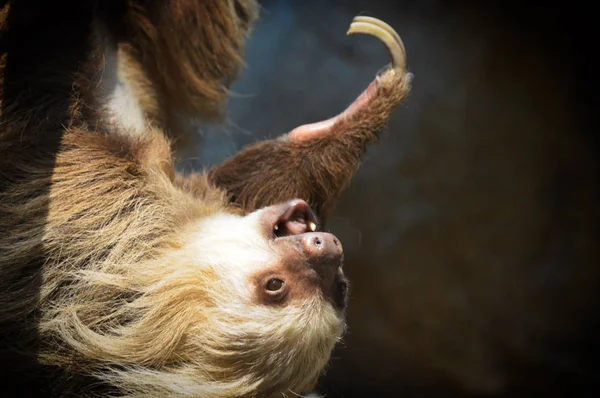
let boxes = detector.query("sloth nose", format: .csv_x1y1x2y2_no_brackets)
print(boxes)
298,232,343,265
299,232,345,306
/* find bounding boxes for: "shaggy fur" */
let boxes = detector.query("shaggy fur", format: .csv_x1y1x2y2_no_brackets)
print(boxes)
0,0,411,396
210,71,411,219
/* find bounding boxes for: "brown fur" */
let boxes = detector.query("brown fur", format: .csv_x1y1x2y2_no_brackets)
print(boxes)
120,0,257,135
0,0,410,396
210,71,411,219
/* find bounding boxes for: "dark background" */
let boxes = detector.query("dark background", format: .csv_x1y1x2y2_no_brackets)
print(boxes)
182,1,598,396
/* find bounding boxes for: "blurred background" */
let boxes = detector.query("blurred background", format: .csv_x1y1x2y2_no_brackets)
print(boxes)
181,1,598,396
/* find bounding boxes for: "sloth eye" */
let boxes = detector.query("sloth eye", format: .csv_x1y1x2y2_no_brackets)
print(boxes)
265,279,284,292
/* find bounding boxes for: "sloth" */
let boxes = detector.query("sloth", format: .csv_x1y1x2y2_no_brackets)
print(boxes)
0,1,411,397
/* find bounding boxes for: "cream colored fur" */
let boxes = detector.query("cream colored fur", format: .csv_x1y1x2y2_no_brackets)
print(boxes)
0,1,345,396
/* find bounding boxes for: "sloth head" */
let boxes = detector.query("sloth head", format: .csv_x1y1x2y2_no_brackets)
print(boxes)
59,198,348,397
176,199,348,395
196,199,348,313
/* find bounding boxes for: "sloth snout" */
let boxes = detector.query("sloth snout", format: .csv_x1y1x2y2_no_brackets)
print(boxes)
299,232,343,264
300,231,345,307
262,200,346,308
260,199,344,264
300,231,344,280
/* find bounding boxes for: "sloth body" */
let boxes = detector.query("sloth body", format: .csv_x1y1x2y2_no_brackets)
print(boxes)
0,1,411,396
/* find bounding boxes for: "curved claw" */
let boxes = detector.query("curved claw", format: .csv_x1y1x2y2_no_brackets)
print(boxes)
352,16,403,53
347,16,406,73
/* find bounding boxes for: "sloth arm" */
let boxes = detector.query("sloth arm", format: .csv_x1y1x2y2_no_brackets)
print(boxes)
209,17,413,221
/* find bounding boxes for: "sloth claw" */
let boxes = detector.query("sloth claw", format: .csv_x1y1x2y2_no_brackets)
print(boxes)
287,16,409,141
347,16,406,73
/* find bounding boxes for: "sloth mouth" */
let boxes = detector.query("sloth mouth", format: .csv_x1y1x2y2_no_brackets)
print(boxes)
273,199,318,238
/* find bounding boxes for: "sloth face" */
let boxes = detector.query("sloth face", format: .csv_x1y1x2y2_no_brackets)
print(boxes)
191,199,348,314
137,199,349,395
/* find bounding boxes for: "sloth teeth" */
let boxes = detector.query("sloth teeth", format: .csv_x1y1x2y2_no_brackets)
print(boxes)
346,16,406,73
308,221,317,232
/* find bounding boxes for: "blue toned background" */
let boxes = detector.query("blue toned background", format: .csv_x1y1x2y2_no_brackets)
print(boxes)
183,1,598,396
